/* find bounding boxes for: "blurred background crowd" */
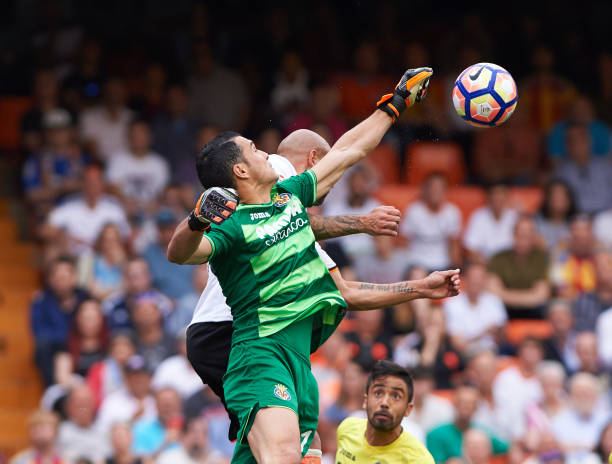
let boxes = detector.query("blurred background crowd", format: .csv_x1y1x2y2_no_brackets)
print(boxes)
1,1,612,464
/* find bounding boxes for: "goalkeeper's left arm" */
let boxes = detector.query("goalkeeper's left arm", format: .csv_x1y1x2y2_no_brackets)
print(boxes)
312,67,432,199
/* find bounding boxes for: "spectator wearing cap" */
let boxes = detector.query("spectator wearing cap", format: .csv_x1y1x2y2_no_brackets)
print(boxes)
152,332,202,399
22,108,87,208
443,262,507,354
409,366,454,433
87,332,136,408
106,120,170,213
155,416,226,464
57,385,110,462
487,215,551,319
132,387,183,456
96,355,157,436
80,77,134,161
132,297,176,371
102,257,173,330
9,410,68,464
426,385,509,463
571,252,612,332
554,124,612,214
30,256,90,386
492,337,544,440
400,173,462,271
143,208,195,301
42,163,131,254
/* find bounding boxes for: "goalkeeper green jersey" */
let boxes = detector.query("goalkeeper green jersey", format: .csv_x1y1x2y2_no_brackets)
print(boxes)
204,169,347,349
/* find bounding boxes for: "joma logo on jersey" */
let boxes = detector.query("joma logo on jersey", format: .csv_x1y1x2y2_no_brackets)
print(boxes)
255,201,303,240
250,212,271,221
273,384,291,401
273,192,292,207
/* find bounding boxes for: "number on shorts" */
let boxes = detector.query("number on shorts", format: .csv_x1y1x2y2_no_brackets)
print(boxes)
300,430,312,452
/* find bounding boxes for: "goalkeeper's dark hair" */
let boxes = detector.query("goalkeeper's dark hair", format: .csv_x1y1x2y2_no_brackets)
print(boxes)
365,360,414,402
196,131,244,190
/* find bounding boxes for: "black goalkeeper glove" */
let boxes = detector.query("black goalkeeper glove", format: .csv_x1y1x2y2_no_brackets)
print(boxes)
187,187,239,232
377,67,433,121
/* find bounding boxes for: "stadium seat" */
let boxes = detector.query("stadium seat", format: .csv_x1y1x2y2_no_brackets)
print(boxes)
404,142,466,185
368,143,401,184
505,320,553,345
0,97,31,151
373,184,419,213
508,186,544,214
447,186,487,226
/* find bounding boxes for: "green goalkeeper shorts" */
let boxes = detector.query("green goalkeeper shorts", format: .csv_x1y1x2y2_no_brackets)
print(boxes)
223,335,319,463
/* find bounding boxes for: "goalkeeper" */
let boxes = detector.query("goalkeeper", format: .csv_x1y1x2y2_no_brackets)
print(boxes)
170,68,435,464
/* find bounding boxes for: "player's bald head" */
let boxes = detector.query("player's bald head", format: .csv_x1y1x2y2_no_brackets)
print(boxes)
277,129,331,162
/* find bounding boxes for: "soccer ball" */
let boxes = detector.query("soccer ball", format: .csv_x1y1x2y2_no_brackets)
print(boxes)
452,62,518,127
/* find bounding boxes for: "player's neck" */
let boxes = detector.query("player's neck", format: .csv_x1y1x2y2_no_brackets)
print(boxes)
237,180,275,205
365,423,402,447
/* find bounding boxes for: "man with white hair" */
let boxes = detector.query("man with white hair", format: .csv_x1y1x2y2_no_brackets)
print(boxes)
550,372,610,459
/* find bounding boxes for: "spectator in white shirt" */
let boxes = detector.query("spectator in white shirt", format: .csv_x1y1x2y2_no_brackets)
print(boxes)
324,163,381,260
550,373,610,460
42,163,130,254
96,355,157,436
57,385,110,462
596,307,612,368
107,120,169,213
443,262,507,354
80,77,134,161
593,206,612,253
400,173,462,270
493,337,544,439
464,183,519,261
152,332,202,399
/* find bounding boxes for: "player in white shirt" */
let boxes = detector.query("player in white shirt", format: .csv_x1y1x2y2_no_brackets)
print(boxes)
175,129,461,445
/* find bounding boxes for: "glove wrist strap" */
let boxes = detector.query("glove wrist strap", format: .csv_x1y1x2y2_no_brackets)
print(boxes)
377,93,407,121
188,210,210,233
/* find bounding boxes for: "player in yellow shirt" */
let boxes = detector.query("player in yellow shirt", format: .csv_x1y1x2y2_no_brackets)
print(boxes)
336,360,434,464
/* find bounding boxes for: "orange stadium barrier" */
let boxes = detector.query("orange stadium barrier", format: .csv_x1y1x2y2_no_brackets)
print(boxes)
508,186,544,213
404,141,466,186
369,143,401,184
505,319,553,345
0,97,31,151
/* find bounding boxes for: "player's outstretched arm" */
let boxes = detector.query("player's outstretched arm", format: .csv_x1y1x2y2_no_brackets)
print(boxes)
331,269,460,311
312,67,432,200
308,205,401,240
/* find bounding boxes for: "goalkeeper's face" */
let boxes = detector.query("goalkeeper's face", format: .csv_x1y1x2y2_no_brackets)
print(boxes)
234,136,278,185
364,375,412,432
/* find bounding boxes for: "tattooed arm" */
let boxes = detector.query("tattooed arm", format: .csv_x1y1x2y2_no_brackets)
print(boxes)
330,269,461,311
308,205,401,240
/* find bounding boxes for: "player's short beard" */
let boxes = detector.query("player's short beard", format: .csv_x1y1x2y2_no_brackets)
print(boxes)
368,409,400,432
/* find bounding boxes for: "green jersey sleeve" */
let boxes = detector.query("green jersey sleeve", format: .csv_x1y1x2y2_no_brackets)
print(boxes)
203,217,240,259
276,169,318,207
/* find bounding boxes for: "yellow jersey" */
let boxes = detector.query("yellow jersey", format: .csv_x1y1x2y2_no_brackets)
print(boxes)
335,417,435,464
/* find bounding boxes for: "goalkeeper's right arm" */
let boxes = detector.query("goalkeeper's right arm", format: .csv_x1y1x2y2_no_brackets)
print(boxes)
167,187,238,264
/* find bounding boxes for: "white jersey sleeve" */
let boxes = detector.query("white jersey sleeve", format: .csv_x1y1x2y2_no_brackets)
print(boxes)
189,264,233,324
315,242,337,271
268,154,298,180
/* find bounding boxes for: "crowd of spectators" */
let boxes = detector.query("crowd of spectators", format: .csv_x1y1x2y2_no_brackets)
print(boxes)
2,2,612,464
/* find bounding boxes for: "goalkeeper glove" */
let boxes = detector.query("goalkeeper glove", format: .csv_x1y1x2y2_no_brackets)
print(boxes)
377,67,433,121
187,187,239,232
